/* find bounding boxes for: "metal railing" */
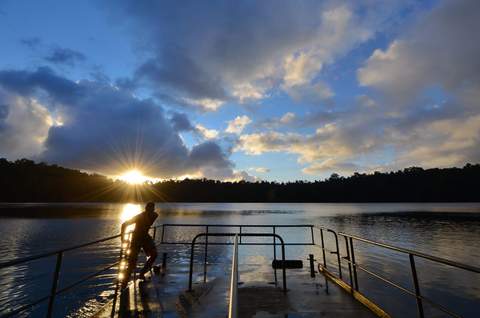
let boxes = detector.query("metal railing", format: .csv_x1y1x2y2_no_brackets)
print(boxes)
228,234,239,318
0,233,122,318
310,225,480,318
157,223,314,284
334,231,480,318
187,232,288,292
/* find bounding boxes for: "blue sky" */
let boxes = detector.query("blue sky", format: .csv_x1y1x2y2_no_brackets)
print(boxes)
1,0,479,181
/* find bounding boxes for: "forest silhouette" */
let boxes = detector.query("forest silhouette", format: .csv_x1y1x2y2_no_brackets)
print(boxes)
0,158,479,203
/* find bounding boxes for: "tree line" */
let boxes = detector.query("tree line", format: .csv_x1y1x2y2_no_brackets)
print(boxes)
0,158,479,203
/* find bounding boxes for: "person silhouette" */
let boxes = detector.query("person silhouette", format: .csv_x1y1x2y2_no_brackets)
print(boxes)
120,202,158,288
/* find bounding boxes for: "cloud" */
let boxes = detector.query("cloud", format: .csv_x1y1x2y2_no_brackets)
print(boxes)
195,124,219,140
301,159,362,175
20,37,42,50
0,87,54,159
258,110,337,130
105,0,408,109
0,67,248,180
355,0,480,170
248,167,270,173
170,112,194,132
226,115,252,134
44,47,86,66
237,123,359,164
284,81,334,104
280,112,295,124
358,0,480,107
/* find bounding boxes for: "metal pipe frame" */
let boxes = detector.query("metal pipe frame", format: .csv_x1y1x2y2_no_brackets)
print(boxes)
188,232,288,293
228,235,239,318
336,231,479,318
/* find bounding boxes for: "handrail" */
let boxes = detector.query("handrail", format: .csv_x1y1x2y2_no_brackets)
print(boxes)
0,233,121,268
338,232,480,273
0,233,122,318
312,226,479,318
187,232,288,293
228,234,239,318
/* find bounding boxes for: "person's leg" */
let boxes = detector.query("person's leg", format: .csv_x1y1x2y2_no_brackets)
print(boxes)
139,235,157,278
121,244,139,289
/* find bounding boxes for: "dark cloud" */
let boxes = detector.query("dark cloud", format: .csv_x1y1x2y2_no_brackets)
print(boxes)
170,112,194,132
44,47,86,66
135,50,228,102
0,66,83,104
20,37,42,50
0,104,8,120
103,0,406,109
0,67,244,179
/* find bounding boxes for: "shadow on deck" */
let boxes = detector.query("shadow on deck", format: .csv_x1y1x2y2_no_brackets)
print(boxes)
95,261,379,318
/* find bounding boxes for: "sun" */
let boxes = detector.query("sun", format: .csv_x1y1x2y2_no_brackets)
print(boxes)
119,169,148,185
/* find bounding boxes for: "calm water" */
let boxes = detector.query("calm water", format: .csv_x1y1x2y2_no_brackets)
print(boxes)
1,202,480,317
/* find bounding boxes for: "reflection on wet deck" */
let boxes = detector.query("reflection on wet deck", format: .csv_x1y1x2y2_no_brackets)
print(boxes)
96,261,377,318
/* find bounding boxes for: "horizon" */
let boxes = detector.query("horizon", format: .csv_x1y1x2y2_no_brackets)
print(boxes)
1,0,480,182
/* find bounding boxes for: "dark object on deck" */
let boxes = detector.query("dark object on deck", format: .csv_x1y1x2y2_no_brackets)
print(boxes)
272,259,303,269
162,252,167,270
308,254,316,277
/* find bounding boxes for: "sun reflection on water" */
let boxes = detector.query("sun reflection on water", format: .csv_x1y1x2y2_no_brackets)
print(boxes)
120,203,142,223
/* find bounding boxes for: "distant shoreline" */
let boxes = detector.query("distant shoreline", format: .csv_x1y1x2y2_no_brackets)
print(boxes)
1,159,480,203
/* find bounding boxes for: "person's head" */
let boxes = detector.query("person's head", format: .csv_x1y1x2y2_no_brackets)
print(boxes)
145,202,155,213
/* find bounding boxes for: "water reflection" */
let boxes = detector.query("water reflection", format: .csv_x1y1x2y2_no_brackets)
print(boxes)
119,203,142,223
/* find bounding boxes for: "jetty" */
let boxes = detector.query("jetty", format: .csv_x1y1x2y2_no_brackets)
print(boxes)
1,224,479,317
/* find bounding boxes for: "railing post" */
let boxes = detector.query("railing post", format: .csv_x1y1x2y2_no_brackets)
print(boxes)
344,236,354,291
328,229,342,279
320,229,327,268
409,254,425,318
272,226,278,285
152,227,157,240
320,229,329,293
161,224,165,243
310,226,315,245
278,235,287,293
228,235,239,318
46,251,63,318
188,235,200,292
204,226,209,282
349,237,359,291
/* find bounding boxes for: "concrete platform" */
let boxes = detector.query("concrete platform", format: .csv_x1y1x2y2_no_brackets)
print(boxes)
95,259,380,318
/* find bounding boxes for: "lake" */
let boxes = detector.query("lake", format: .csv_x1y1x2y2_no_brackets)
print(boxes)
1,202,479,317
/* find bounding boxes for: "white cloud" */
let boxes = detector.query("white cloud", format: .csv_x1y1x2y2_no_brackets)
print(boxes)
0,89,54,159
182,97,224,111
226,115,252,134
195,124,219,140
280,112,296,124
249,167,270,173
358,0,480,107
285,81,334,104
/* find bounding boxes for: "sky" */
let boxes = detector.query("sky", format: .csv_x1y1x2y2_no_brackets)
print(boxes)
0,0,479,182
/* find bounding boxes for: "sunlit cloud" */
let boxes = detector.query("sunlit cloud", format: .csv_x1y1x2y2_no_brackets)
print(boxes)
225,115,252,135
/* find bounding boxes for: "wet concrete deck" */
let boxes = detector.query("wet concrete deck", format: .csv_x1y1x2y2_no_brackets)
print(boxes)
95,260,378,318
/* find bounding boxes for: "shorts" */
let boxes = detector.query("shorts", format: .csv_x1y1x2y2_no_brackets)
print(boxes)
130,234,156,256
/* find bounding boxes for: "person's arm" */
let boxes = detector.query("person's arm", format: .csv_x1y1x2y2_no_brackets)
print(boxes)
121,216,137,234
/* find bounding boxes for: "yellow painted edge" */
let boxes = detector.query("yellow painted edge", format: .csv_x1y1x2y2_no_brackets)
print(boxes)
318,266,391,318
